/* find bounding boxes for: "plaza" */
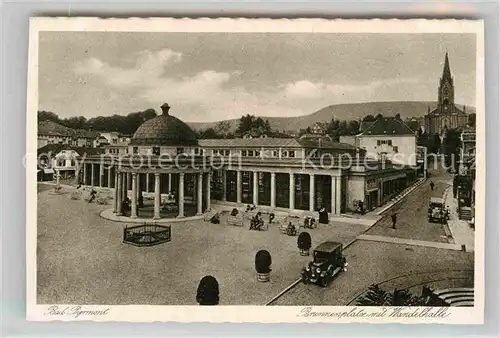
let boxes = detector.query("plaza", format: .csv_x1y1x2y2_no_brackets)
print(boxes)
36,184,371,305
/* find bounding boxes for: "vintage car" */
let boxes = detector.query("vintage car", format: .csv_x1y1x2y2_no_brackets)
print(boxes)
301,241,346,287
428,197,447,224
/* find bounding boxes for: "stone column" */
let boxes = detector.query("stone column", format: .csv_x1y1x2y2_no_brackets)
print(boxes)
253,171,259,205
270,172,276,209
83,163,87,185
197,173,203,215
113,172,119,213
168,173,172,192
309,173,315,212
154,173,161,219
289,173,295,210
335,175,342,215
107,166,112,188
116,173,123,216
126,173,130,195
222,170,227,201
90,164,95,187
99,163,104,187
206,172,211,211
131,173,137,218
236,170,242,204
146,173,150,193
136,174,141,200
178,173,185,218
56,169,60,189
331,176,336,215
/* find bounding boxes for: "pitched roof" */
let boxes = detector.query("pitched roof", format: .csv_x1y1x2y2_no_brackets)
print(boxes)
199,137,357,151
37,144,105,157
360,117,415,136
38,120,100,138
359,121,376,132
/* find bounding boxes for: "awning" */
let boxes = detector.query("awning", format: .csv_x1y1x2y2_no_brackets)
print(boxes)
44,169,54,174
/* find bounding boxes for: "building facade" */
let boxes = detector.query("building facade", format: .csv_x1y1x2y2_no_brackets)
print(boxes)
81,104,419,219
424,53,469,136
340,117,418,166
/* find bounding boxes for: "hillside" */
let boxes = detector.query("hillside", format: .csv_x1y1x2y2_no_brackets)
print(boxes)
187,101,475,132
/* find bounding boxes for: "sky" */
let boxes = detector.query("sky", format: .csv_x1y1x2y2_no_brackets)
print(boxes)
38,32,477,123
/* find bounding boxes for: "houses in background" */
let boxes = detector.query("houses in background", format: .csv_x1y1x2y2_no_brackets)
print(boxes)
38,120,100,149
340,117,418,166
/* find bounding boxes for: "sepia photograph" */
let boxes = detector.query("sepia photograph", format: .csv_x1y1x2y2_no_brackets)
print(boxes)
26,18,484,323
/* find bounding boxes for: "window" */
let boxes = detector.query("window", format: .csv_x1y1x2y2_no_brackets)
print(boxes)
152,147,160,155
388,140,393,146
176,147,184,154
282,151,288,157
213,149,219,155
393,146,399,153
133,147,138,154
225,150,230,156
273,150,278,157
194,148,199,155
289,150,295,158
242,150,247,156
248,150,254,157
255,151,260,157
71,160,75,166
377,140,381,146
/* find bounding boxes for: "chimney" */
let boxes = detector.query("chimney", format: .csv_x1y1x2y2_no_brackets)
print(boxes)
161,103,171,116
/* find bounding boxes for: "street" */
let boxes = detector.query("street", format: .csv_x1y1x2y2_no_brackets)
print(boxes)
270,169,475,306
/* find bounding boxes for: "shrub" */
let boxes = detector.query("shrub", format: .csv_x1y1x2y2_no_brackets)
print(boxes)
196,275,219,305
297,232,312,250
255,250,272,274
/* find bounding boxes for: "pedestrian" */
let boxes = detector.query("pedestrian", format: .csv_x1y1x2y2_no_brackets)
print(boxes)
391,213,397,229
430,181,435,191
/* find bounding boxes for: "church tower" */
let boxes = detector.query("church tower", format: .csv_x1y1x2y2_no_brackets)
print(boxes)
437,52,455,114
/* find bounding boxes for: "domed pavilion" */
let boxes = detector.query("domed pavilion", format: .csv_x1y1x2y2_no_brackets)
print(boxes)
81,103,213,220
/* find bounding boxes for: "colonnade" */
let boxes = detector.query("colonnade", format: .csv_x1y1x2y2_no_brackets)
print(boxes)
223,170,342,215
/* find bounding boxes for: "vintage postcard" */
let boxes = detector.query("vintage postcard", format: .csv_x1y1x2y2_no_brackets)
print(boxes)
26,18,485,323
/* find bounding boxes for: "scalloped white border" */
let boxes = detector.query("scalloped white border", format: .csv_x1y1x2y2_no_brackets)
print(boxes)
26,17,485,324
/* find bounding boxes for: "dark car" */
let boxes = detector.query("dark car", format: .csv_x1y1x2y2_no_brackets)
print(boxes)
428,197,447,224
301,241,346,287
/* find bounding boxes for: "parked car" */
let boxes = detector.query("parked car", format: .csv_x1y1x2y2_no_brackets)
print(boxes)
428,197,447,224
301,241,346,287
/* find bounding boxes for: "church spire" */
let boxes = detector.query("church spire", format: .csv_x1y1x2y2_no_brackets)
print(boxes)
442,52,452,80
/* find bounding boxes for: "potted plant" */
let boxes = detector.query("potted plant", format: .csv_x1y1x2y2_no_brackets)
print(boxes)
196,275,219,305
297,232,312,256
255,250,272,282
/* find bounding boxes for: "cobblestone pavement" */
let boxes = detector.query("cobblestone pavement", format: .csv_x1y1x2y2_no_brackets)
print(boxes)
37,184,369,305
365,175,451,243
270,240,474,306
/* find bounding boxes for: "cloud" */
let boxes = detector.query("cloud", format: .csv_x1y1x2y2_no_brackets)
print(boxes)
73,49,428,122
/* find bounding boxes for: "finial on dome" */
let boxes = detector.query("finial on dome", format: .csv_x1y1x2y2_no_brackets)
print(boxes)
161,103,171,116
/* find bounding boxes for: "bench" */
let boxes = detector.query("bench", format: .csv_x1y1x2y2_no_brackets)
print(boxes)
228,214,244,227
204,210,219,222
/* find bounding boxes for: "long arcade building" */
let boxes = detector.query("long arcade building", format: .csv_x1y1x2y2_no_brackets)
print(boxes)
80,104,419,219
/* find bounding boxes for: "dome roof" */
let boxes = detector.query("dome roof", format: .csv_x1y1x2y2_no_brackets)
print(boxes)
131,104,198,146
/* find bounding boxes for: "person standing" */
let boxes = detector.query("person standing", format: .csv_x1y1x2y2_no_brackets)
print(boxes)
391,213,397,229
430,181,435,191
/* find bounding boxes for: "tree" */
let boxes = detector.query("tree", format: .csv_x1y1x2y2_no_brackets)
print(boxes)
198,128,221,139
196,275,219,305
38,110,60,123
214,121,231,137
255,250,272,282
347,120,360,135
362,114,376,122
356,284,428,306
297,232,312,256
375,113,383,120
428,133,442,154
